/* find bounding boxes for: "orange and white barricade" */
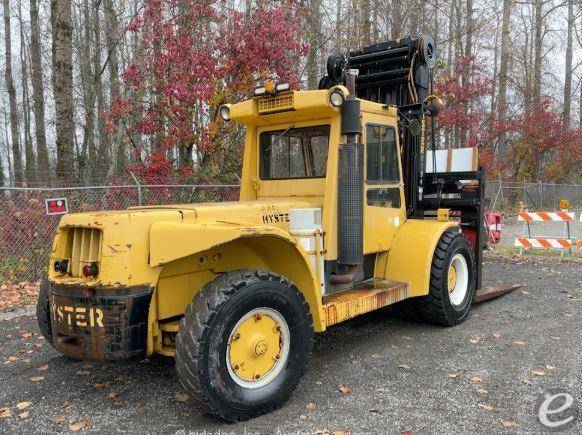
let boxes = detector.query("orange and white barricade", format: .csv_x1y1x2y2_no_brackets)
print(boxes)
485,211,501,244
514,210,576,256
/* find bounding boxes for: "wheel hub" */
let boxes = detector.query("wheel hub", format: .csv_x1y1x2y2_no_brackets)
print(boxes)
448,264,457,292
227,308,287,386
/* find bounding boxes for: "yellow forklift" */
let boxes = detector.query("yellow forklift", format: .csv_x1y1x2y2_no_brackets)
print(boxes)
37,36,516,421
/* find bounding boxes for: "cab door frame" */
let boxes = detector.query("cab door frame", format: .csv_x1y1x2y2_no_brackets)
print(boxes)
361,113,406,254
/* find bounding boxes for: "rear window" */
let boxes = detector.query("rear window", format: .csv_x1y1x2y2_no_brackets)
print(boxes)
259,125,330,179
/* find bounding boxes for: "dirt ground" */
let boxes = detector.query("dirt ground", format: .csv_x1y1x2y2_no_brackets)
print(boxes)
0,253,581,434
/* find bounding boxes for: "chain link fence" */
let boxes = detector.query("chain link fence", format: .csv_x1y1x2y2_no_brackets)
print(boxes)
1,180,581,283
0,184,239,283
486,181,582,212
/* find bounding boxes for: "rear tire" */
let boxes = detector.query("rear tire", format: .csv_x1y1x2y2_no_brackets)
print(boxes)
36,278,55,348
417,229,476,326
174,270,313,422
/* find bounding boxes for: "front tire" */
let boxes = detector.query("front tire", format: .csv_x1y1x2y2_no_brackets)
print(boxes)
417,229,476,326
175,270,313,422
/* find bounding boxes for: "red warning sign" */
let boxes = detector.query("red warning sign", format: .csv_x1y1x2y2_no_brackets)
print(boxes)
45,198,69,215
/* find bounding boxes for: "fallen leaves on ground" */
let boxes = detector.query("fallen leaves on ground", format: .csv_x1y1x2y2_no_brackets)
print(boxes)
306,402,317,410
469,336,481,344
478,403,494,411
332,430,349,435
314,380,323,385
16,402,32,410
492,332,501,338
175,393,188,402
68,422,83,432
531,370,545,376
18,411,29,419
470,376,482,382
501,419,517,428
50,415,66,424
0,282,40,311
299,414,307,421
513,340,527,346
37,364,48,371
338,386,350,394
545,364,556,370
477,388,488,395
521,378,533,385
29,376,45,382
448,373,458,379
0,407,11,418
398,364,410,370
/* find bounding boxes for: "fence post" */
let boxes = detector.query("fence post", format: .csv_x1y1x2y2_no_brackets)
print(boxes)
130,172,142,206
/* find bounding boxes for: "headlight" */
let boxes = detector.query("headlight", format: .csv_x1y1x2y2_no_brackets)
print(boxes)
329,89,345,107
275,83,291,92
254,86,267,96
219,105,230,121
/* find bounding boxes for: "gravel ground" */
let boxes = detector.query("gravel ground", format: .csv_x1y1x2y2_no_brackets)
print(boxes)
0,254,581,434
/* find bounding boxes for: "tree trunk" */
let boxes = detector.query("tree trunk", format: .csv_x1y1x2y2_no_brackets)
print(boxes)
80,0,96,180
94,0,110,180
489,16,499,117
532,0,543,106
0,148,4,185
497,0,511,154
51,0,75,181
361,0,371,45
391,0,402,39
563,0,573,127
3,0,23,183
334,0,341,50
306,0,321,89
18,1,35,182
104,0,125,175
29,0,50,181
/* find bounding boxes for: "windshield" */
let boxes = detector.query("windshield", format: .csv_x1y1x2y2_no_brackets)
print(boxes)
259,125,330,179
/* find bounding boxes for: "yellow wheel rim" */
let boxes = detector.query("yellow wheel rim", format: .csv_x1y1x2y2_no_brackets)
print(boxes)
448,263,457,292
227,307,289,389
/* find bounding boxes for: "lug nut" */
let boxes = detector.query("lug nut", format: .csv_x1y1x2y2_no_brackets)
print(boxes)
274,324,281,332
254,374,261,380
254,313,262,321
232,333,240,341
234,364,239,370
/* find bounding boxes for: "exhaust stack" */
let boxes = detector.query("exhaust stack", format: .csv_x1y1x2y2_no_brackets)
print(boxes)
337,79,363,270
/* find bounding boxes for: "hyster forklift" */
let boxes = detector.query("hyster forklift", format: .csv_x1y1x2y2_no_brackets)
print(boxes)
38,36,516,421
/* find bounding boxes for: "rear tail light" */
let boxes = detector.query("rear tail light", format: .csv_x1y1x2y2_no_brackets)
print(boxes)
54,259,69,273
82,263,99,278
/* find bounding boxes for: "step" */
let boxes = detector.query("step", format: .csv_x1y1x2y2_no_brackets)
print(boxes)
323,279,409,327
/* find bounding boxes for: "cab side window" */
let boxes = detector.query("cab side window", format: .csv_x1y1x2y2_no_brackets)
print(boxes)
366,124,401,208
366,125,400,184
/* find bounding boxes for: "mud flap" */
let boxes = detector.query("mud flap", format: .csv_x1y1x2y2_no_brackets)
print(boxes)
49,284,153,361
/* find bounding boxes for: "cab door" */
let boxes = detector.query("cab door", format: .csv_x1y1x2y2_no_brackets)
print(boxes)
362,114,406,253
